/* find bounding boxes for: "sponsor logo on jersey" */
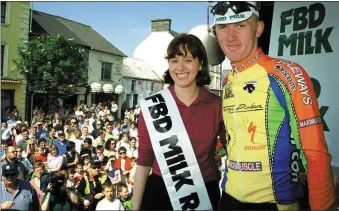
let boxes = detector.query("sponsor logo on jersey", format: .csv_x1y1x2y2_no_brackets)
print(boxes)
274,65,296,91
223,103,264,114
223,83,234,99
234,52,263,71
228,160,262,171
299,116,322,128
243,81,257,94
277,59,312,105
244,145,266,151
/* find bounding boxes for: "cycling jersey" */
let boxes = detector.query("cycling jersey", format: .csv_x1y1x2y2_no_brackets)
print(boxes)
221,48,335,210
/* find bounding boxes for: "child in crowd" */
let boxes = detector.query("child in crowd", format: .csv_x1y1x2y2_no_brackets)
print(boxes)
82,155,91,173
105,156,122,185
95,183,124,211
66,168,76,190
117,183,132,211
74,164,84,188
35,147,48,163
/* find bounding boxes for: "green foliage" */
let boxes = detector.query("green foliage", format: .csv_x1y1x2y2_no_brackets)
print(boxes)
15,34,88,99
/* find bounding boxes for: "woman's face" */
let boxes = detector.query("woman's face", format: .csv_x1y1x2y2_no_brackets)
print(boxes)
110,141,116,150
68,172,74,180
84,159,90,165
168,45,202,89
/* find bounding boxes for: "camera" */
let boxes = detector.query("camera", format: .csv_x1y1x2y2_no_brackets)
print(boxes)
40,172,65,192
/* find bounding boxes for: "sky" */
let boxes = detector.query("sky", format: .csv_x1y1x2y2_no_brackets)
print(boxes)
33,1,213,58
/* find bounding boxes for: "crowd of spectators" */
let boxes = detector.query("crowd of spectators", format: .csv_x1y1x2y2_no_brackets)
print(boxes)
0,102,140,211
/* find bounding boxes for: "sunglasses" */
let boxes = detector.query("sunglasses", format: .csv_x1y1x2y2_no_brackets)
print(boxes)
211,1,259,16
119,152,126,155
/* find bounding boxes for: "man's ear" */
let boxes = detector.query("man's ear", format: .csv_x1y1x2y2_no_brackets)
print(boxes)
255,20,265,38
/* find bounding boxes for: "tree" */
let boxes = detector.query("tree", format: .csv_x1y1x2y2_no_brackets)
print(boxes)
15,34,88,112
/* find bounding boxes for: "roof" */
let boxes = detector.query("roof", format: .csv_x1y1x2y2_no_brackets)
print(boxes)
122,58,162,82
32,10,127,57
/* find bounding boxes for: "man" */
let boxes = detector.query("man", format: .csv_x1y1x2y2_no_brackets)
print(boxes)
6,115,17,129
1,146,29,180
16,129,31,152
111,101,118,119
105,124,114,141
0,140,9,160
54,131,70,156
0,163,39,210
211,2,336,210
76,160,110,210
91,119,102,138
46,127,57,146
81,126,95,143
36,122,48,139
29,125,38,144
93,130,106,148
1,122,12,144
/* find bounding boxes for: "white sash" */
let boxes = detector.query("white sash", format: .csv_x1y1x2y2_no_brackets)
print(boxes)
139,88,212,210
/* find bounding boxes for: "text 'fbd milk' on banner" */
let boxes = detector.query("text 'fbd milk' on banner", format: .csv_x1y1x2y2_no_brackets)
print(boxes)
269,2,339,167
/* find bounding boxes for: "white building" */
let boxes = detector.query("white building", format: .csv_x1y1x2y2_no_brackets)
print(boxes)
121,58,162,111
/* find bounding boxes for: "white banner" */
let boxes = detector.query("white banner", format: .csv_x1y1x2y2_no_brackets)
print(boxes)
269,2,339,167
139,88,212,210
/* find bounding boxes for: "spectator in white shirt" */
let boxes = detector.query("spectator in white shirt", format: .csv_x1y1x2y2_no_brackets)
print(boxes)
96,183,124,211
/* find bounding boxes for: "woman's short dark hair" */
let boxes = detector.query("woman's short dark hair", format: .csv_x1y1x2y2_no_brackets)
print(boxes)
163,33,211,87
66,141,76,151
105,138,117,150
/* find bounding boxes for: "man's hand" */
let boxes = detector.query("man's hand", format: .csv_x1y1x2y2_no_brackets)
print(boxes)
1,201,15,209
83,199,90,207
94,193,103,199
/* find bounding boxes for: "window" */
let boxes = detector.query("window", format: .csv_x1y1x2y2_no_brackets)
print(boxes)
131,80,136,92
101,62,112,80
1,2,6,24
216,77,220,89
1,45,4,76
133,94,138,107
151,82,155,92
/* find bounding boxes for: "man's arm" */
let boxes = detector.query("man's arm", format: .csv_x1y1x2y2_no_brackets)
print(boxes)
279,61,335,210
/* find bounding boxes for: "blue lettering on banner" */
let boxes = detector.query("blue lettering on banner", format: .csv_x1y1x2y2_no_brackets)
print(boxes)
228,160,262,171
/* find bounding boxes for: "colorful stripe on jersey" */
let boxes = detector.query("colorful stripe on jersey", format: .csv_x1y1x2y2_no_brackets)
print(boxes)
221,48,334,209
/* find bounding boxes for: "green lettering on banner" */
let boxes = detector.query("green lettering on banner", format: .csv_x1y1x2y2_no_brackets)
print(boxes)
311,77,329,131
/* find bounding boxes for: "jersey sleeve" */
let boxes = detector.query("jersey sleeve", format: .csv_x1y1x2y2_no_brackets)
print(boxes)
279,61,335,210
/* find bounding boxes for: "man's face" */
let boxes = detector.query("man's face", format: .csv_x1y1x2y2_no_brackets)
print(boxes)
104,187,114,201
215,15,264,63
39,141,47,149
96,122,102,129
59,135,66,142
2,122,7,128
6,147,17,160
2,173,17,186
82,128,88,136
22,131,29,139
119,187,129,199
106,125,113,133
31,127,37,135
50,129,56,137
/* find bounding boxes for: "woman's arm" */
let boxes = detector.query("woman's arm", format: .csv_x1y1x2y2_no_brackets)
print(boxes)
48,157,64,172
132,165,151,210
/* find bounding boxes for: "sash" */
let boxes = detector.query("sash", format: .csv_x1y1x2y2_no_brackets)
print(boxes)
139,88,212,210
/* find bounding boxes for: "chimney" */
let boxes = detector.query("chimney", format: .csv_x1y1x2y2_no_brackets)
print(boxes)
151,19,171,32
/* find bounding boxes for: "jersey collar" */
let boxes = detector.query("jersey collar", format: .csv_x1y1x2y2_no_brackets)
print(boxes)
231,48,265,73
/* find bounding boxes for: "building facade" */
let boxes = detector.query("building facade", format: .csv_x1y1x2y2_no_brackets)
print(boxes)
1,2,31,120
121,58,162,116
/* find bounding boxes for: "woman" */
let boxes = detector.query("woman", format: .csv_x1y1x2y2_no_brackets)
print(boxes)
47,144,64,173
30,161,46,205
132,34,226,210
104,138,118,158
63,141,79,170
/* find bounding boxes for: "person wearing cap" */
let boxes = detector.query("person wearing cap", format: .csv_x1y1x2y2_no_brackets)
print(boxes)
1,146,29,180
36,121,48,140
210,2,336,210
0,163,40,210
76,159,111,210
54,131,70,156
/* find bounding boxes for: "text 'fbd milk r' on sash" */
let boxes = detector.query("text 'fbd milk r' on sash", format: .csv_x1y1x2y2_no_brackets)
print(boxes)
139,88,212,210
